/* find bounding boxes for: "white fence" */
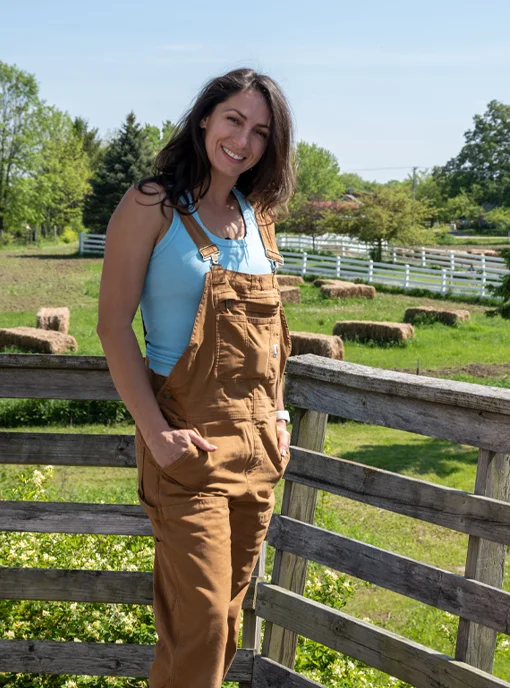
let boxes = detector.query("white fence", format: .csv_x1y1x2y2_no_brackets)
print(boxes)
79,232,506,298
280,251,503,298
79,233,106,256
277,233,507,274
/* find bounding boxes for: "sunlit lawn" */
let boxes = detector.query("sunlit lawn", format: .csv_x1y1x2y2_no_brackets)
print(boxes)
2,243,510,684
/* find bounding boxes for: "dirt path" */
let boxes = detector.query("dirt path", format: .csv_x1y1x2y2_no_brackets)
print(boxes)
395,362,510,379
0,247,102,312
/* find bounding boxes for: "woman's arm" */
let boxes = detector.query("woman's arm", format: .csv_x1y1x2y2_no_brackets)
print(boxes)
97,185,218,468
96,185,172,443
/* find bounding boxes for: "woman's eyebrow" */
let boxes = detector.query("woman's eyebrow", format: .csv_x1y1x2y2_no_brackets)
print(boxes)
225,108,271,129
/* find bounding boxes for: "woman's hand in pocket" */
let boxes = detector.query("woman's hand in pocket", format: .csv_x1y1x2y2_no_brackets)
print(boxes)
276,419,291,459
146,427,218,472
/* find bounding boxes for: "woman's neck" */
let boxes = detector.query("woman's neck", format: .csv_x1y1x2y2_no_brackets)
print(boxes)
196,170,238,211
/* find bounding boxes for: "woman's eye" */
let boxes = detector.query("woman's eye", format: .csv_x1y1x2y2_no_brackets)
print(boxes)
257,130,268,139
227,116,239,124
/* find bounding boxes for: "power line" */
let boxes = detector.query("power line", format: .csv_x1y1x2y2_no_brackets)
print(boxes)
343,165,428,172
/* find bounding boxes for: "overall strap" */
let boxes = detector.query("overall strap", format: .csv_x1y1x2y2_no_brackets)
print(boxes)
177,206,221,264
255,211,284,271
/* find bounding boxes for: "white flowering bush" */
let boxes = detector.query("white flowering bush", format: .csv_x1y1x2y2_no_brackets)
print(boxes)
0,466,154,687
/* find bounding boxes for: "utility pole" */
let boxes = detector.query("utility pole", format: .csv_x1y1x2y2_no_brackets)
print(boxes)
411,166,418,227
412,166,418,201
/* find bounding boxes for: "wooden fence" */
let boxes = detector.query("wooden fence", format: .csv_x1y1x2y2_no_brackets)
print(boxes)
1,353,510,687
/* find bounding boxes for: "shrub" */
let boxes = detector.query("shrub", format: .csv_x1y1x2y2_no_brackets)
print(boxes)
61,227,79,244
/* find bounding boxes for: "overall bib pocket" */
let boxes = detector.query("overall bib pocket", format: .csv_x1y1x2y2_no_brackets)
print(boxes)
215,298,280,381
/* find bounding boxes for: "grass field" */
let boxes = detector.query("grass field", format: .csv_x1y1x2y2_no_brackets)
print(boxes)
1,242,510,685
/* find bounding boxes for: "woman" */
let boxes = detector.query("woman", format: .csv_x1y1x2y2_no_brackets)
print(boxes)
97,68,296,688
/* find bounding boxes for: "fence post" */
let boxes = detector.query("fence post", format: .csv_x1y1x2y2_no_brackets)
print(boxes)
261,406,328,669
480,255,486,298
336,255,342,278
368,259,374,284
79,233,84,256
455,449,510,673
421,247,426,267
240,541,267,687
450,250,455,272
441,268,447,295
301,252,307,277
403,264,410,291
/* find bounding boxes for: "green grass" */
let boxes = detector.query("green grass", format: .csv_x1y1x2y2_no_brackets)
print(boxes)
282,282,510,373
2,245,510,685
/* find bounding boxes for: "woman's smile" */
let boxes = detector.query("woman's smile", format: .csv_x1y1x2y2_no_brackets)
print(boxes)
221,145,246,162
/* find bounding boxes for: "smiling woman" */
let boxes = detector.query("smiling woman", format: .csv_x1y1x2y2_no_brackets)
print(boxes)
96,68,296,688
137,67,295,219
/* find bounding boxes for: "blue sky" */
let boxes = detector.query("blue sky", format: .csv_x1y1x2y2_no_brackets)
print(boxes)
2,0,509,182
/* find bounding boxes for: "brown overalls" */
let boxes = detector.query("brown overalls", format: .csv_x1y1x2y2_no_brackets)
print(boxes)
135,208,292,688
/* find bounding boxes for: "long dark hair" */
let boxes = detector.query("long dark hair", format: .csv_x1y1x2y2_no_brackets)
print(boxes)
136,68,296,219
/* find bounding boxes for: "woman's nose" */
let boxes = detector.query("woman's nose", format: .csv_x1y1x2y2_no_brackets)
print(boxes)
234,128,250,149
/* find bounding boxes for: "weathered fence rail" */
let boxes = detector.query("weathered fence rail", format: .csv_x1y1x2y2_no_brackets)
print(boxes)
1,353,510,687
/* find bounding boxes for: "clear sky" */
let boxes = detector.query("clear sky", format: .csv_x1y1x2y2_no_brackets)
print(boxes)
2,0,509,183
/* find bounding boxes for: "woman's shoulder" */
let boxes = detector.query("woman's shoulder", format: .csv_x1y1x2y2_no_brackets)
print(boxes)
131,181,174,225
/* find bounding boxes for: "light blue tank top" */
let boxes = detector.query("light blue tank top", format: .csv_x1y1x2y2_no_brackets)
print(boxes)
140,187,274,376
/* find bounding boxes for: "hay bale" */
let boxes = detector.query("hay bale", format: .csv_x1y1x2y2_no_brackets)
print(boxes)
332,320,414,343
36,307,70,333
467,248,499,257
277,274,305,287
290,331,344,360
0,326,78,353
279,286,301,304
404,306,471,326
320,280,376,299
313,278,336,287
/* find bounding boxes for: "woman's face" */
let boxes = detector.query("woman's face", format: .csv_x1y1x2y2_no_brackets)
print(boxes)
200,89,271,181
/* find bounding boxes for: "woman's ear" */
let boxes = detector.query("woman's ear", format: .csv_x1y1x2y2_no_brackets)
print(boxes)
199,117,208,129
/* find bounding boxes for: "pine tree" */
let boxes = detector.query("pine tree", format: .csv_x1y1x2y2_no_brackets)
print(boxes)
83,112,154,233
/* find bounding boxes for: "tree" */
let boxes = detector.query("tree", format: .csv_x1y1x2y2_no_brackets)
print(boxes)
28,107,92,234
84,112,154,232
276,196,329,251
0,61,42,237
338,172,378,194
485,207,510,236
144,119,177,158
443,191,484,228
295,141,343,201
434,100,510,207
326,186,434,261
73,116,104,174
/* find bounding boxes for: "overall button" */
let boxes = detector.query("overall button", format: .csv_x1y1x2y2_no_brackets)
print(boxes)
162,391,172,399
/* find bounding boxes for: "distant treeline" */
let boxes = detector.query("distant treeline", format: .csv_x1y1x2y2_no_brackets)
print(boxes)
2,60,510,249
